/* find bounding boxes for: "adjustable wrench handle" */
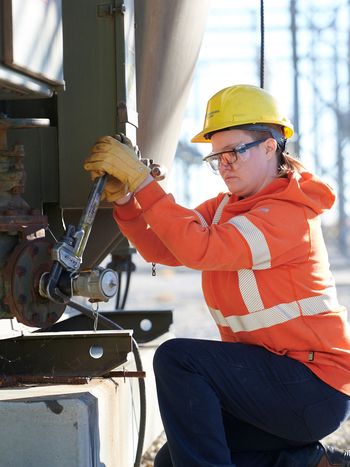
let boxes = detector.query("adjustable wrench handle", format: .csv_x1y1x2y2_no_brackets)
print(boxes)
74,174,108,259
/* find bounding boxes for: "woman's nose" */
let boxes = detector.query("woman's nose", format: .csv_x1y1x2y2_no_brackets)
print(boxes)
219,163,234,176
221,158,236,169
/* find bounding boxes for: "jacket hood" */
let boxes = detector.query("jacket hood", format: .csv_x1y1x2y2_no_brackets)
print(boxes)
282,170,335,213
226,170,336,215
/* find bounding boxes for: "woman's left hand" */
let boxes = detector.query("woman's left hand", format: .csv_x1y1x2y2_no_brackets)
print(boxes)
84,135,150,193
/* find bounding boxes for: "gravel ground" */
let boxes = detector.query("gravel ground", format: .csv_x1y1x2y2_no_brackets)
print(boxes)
140,425,350,467
127,244,350,465
141,431,167,467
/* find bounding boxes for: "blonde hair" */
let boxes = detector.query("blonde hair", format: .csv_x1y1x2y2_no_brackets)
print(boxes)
277,152,306,178
240,127,305,178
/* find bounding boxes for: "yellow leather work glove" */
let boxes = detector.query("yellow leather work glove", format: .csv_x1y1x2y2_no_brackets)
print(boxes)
85,168,128,202
103,176,129,202
84,136,150,193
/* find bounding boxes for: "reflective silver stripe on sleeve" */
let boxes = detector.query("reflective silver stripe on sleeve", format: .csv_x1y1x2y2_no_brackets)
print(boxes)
193,209,209,228
238,269,264,312
208,306,229,327
228,215,271,269
212,195,230,225
193,194,230,228
208,287,342,333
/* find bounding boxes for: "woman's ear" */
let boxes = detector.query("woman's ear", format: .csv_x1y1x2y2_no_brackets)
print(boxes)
265,138,278,160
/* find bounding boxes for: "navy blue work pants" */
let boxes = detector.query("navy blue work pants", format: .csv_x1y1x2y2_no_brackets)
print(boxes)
153,338,350,467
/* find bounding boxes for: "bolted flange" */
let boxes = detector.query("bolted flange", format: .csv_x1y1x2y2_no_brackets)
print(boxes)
4,238,66,327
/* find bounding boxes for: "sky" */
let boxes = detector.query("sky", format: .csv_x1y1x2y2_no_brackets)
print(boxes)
168,0,350,226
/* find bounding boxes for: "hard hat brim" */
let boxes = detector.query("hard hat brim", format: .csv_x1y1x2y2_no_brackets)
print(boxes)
191,121,294,143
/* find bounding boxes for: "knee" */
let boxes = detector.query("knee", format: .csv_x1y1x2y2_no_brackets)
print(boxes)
153,338,188,376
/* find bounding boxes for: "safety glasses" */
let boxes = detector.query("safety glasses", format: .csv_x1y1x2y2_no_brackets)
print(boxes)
203,138,268,174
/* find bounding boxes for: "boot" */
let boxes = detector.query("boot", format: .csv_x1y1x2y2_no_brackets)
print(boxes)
314,443,350,466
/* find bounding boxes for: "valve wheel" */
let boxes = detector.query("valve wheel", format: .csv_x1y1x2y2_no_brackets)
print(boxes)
4,238,66,328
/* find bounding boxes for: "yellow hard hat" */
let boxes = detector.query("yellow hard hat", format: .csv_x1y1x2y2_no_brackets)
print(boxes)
191,84,294,143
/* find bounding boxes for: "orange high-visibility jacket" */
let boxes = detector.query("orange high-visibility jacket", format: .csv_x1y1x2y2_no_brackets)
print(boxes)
114,170,350,396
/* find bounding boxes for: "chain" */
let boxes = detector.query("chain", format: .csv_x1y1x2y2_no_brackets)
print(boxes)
152,262,156,276
260,0,265,88
91,302,100,332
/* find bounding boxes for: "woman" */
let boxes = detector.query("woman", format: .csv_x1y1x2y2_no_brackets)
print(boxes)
84,84,350,466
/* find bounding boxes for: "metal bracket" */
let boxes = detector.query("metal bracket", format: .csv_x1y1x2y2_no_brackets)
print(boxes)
42,309,173,344
0,330,132,377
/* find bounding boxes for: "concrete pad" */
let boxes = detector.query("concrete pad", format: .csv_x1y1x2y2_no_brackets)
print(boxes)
0,336,166,467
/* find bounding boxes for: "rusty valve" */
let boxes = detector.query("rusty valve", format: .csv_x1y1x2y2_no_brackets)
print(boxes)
39,267,118,303
72,268,118,302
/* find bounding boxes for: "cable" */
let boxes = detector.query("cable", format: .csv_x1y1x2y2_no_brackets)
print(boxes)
67,300,146,467
107,255,134,310
131,334,147,467
115,271,122,308
121,257,133,309
260,0,265,88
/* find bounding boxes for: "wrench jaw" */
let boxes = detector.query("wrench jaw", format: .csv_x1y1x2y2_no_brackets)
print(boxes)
38,174,118,314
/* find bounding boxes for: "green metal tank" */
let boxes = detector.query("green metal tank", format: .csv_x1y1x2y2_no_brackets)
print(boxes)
0,1,210,465
0,0,210,315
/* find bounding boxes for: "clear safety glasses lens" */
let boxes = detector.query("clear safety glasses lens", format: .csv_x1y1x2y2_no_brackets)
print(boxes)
204,138,268,174
206,157,220,174
205,152,237,174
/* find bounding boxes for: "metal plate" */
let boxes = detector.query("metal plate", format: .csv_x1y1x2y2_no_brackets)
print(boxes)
42,309,173,343
0,330,132,377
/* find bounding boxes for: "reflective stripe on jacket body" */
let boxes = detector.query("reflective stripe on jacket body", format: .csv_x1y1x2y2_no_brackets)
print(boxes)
114,171,350,396
199,193,350,395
